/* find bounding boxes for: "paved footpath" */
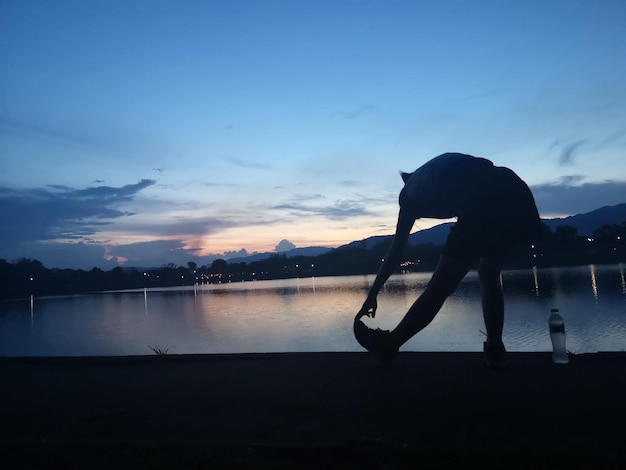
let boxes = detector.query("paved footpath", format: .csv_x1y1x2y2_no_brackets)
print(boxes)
1,352,625,468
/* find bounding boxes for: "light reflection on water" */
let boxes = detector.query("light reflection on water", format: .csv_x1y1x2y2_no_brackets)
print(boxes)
0,264,624,356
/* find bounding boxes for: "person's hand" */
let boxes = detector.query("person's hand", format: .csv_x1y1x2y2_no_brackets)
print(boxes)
355,297,377,321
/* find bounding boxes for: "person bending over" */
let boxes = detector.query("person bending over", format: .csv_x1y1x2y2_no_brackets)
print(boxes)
354,152,541,367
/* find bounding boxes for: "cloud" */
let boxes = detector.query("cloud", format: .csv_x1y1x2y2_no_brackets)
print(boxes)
7,173,623,271
110,206,281,239
224,156,273,170
12,241,115,271
273,199,374,220
288,193,326,202
202,181,239,187
107,240,194,268
5,236,251,270
223,248,249,259
0,116,89,146
107,241,254,268
531,179,626,215
343,105,376,120
124,216,239,238
275,239,296,252
600,127,626,147
0,115,167,159
556,175,585,186
329,105,376,121
272,193,380,221
555,139,588,165
0,179,155,252
549,128,626,166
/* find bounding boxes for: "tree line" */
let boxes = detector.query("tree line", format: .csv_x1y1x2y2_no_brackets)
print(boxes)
1,222,624,300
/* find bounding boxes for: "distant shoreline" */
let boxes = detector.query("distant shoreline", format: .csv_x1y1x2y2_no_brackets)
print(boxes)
1,261,624,302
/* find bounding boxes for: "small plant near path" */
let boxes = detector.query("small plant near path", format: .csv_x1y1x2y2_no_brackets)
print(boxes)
148,345,171,355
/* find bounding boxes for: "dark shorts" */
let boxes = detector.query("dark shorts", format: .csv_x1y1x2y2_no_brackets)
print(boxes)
443,167,542,259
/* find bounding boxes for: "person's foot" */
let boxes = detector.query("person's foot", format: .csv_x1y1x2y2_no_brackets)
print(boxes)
353,319,399,366
483,339,507,369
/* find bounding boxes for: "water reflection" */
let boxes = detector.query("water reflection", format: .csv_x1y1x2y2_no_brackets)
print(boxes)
589,264,598,302
1,265,625,356
532,265,539,296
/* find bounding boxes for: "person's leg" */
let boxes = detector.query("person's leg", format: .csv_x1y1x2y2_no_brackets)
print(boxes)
354,255,473,365
478,255,507,343
390,255,475,347
478,255,508,367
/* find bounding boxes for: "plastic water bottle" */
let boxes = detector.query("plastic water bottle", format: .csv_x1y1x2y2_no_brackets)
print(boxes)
549,309,569,364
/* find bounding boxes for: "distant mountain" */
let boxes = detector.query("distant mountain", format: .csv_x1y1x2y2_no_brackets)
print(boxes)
222,203,626,265
541,203,626,236
336,234,392,251
337,203,626,252
408,222,455,246
226,246,332,264
337,222,454,252
286,246,333,257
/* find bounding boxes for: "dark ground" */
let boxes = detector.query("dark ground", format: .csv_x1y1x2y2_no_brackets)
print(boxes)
1,352,625,469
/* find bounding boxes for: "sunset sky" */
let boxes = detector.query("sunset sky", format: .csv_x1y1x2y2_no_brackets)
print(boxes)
1,0,625,269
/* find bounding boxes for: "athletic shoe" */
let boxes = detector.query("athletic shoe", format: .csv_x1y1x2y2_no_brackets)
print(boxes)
483,340,507,369
353,319,398,366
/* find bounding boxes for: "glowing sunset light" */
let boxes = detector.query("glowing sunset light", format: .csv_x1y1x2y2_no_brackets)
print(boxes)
1,1,625,269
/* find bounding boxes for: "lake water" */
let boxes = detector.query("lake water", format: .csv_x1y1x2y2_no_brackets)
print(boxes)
1,264,624,356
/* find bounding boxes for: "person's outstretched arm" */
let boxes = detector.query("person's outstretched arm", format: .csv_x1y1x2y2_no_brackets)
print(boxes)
356,208,415,319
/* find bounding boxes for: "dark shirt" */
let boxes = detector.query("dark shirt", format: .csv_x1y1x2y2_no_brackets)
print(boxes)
399,152,495,219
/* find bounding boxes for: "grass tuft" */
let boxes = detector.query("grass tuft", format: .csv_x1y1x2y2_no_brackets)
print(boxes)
148,345,171,356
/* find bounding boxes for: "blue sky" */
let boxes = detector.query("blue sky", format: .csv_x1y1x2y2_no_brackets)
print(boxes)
1,0,625,269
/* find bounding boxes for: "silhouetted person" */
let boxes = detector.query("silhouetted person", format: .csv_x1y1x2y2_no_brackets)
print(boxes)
354,152,541,367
